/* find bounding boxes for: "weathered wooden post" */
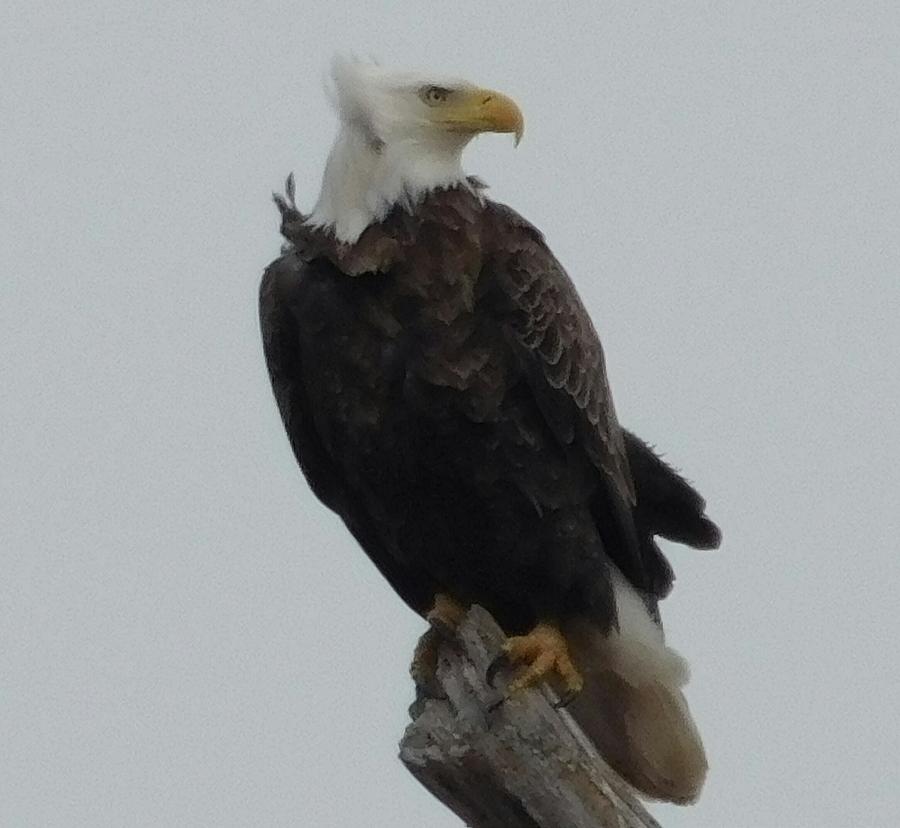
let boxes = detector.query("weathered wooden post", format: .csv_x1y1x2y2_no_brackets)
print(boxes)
400,606,662,828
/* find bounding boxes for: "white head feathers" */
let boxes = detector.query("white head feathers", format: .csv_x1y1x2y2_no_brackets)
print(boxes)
306,57,523,244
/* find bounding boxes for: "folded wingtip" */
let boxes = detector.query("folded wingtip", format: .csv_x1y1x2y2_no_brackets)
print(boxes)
695,517,722,550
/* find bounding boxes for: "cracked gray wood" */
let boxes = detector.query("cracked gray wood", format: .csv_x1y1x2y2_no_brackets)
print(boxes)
400,606,662,828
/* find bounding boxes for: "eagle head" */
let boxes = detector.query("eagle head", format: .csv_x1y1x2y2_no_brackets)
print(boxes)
307,57,524,243
328,56,524,150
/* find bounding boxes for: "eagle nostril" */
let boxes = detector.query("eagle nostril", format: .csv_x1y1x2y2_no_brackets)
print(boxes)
482,95,493,104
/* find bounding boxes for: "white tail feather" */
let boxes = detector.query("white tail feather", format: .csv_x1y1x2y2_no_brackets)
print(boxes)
603,567,690,688
562,566,707,804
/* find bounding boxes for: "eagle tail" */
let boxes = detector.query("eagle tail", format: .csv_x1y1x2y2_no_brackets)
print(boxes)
563,569,708,804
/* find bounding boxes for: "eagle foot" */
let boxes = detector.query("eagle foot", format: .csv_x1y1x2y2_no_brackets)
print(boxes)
409,594,468,698
425,593,467,639
409,628,446,699
486,622,584,708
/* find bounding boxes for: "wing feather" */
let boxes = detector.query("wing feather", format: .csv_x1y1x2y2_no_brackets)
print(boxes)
259,254,438,614
487,204,635,504
485,203,654,590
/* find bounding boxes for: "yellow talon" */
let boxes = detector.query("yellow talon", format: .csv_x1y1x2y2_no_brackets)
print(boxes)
491,622,584,704
425,593,467,635
411,593,468,691
410,627,440,687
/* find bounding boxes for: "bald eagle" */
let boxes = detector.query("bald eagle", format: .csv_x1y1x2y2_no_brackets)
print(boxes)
260,58,720,804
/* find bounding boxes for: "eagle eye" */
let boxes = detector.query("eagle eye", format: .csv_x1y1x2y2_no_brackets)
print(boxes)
420,85,451,105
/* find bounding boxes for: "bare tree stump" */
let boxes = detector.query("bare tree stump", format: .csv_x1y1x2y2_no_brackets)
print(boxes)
400,606,662,828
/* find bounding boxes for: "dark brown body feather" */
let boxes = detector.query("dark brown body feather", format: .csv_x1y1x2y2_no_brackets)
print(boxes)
260,184,719,636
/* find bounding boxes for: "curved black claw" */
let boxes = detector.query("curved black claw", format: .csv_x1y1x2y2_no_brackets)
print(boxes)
427,613,458,642
487,694,507,713
553,687,579,710
486,649,510,689
410,664,448,702
413,680,447,704
410,627,449,701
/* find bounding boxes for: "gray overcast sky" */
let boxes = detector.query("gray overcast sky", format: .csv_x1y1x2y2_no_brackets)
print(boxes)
2,2,899,826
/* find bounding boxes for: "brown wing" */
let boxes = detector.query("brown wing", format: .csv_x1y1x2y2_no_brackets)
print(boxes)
485,202,655,591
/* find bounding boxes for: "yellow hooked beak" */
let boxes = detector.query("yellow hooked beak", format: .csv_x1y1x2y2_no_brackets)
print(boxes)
433,88,524,146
